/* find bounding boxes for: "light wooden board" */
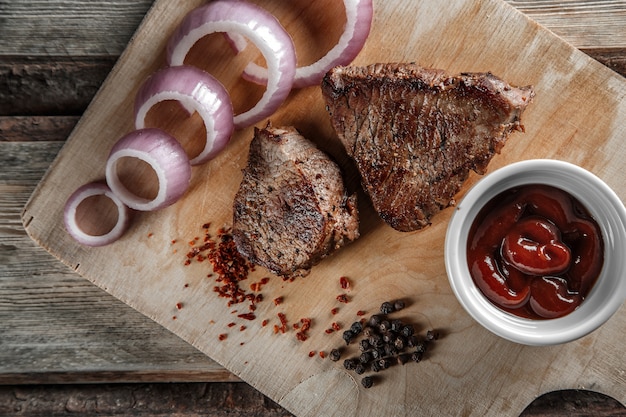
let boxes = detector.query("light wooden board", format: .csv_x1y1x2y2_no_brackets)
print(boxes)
22,0,626,415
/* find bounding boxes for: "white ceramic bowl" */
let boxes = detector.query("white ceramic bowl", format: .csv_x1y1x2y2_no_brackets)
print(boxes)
445,159,626,345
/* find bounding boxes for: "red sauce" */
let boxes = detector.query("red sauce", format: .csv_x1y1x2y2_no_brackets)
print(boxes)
467,184,603,319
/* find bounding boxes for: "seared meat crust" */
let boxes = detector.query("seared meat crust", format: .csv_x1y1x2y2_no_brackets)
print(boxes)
233,125,359,278
322,63,534,232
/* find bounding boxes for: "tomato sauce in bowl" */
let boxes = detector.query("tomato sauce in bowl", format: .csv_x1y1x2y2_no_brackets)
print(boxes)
467,184,604,319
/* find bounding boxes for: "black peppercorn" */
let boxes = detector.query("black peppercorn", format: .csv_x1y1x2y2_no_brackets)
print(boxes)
400,324,415,338
368,333,383,347
350,321,363,335
355,363,366,375
368,314,383,327
393,299,405,311
343,358,358,370
378,357,392,370
426,329,440,341
379,320,392,332
414,340,427,354
390,319,404,333
380,301,395,315
359,351,372,364
359,338,371,352
370,360,381,373
406,335,418,348
362,326,376,338
411,351,423,363
381,331,395,344
370,348,384,360
329,348,341,362
384,343,398,357
361,376,374,388
342,330,355,345
394,335,406,350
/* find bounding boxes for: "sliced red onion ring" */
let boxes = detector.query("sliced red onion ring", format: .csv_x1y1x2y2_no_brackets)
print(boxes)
134,65,234,165
64,182,131,247
166,0,296,129
236,0,373,88
105,128,192,211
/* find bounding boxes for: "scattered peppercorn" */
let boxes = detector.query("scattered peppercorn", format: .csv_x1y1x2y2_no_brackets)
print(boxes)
350,321,363,335
342,330,355,345
325,299,440,388
361,376,373,388
380,301,395,315
343,358,358,370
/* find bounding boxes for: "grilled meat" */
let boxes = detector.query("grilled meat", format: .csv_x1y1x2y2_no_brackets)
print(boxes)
233,125,359,278
322,63,535,232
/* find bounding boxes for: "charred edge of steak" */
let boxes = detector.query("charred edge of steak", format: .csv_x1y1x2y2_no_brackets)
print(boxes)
232,125,359,279
321,63,535,232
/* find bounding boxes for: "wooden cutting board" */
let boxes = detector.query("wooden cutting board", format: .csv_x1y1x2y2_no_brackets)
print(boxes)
22,0,626,415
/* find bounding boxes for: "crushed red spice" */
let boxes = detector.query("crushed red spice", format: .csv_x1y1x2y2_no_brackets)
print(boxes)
262,319,269,327
175,302,183,310
309,351,316,358
227,322,236,328
340,276,350,290
356,310,366,316
218,334,227,341
238,313,256,321
273,296,283,306
277,313,288,333
336,294,350,304
331,307,339,315
185,226,260,314
332,322,341,331
296,318,312,342
319,351,326,359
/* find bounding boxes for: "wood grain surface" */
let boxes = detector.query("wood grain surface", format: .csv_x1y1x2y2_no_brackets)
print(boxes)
18,0,626,416
2,0,626,416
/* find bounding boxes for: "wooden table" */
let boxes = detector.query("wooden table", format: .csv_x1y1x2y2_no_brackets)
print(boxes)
1,1,625,415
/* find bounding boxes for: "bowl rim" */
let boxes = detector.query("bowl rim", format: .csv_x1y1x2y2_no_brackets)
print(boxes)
445,159,626,346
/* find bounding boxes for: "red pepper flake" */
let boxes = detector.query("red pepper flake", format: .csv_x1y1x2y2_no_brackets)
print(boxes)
171,239,178,244
273,296,283,306
332,322,341,331
340,276,350,290
296,318,312,342
273,324,280,334
227,322,236,328
277,312,288,333
172,316,177,320
218,334,227,341
175,302,183,310
309,351,316,358
336,294,350,304
262,319,269,327
148,232,154,238
184,283,189,288
325,328,334,334
319,351,326,359
239,325,247,331
356,310,366,316
238,313,256,321
186,225,260,316
331,307,339,315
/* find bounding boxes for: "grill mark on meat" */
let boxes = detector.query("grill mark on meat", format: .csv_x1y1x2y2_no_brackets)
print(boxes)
322,63,535,232
233,125,359,278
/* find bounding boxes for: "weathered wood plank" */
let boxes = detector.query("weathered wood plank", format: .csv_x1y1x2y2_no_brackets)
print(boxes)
0,384,621,417
0,141,230,384
0,0,155,57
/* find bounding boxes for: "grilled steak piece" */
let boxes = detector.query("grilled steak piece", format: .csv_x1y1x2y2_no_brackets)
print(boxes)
233,125,359,278
322,63,535,232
